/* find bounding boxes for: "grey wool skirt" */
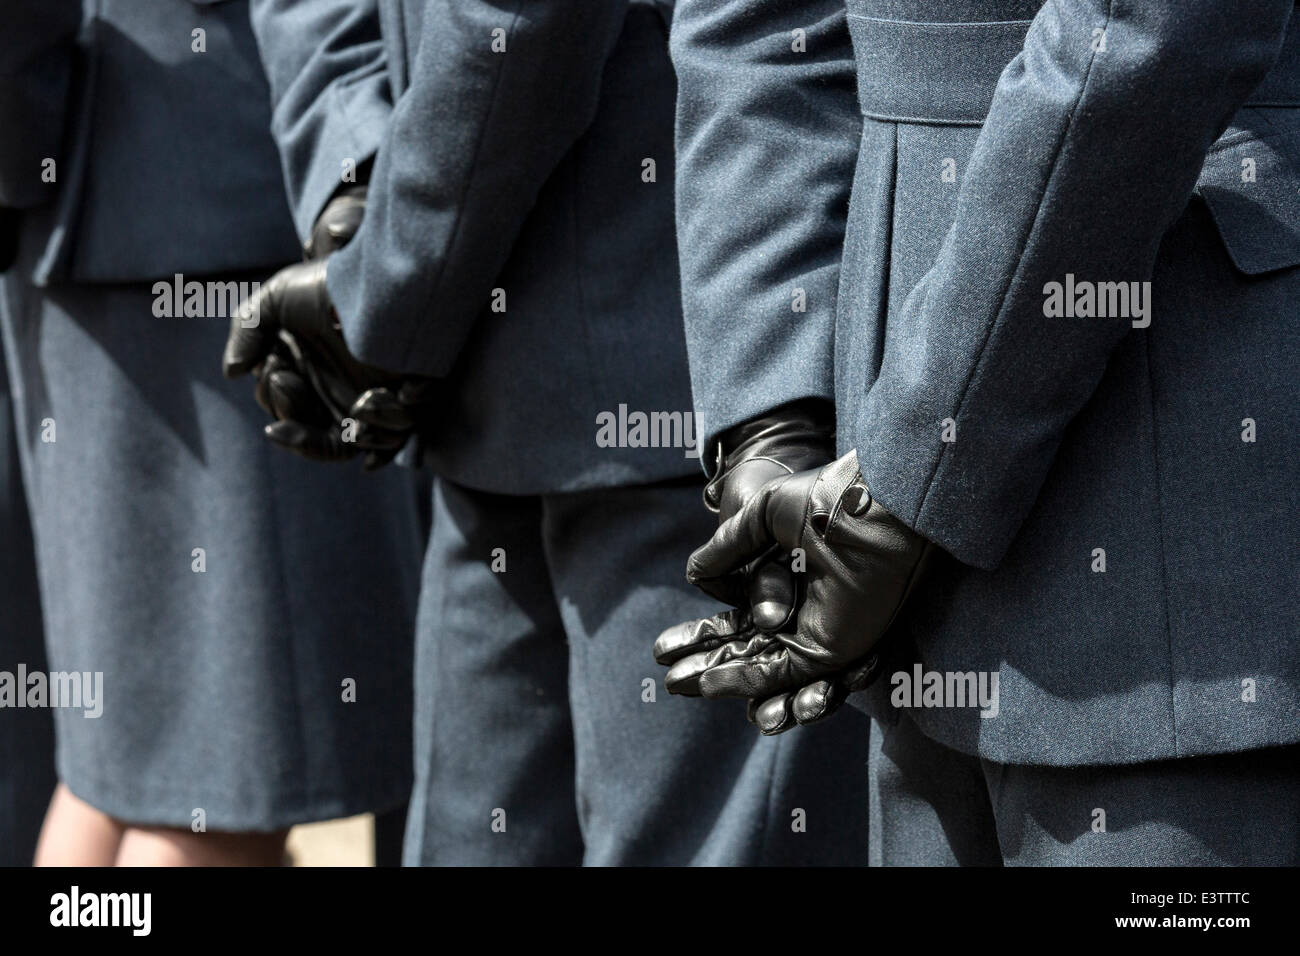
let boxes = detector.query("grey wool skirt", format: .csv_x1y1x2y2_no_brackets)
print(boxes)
0,265,422,832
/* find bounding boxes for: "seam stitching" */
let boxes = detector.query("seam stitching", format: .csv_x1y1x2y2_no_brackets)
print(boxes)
1141,284,1179,757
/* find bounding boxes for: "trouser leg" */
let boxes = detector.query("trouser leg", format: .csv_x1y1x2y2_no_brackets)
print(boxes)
404,477,583,865
868,711,1003,866
546,478,874,865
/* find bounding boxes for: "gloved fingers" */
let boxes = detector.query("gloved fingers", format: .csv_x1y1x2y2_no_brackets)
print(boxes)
256,354,335,428
662,632,775,697
223,281,279,378
749,667,868,735
686,485,784,590
786,653,884,730
789,679,845,727
351,418,408,451
264,418,356,463
687,567,751,611
839,653,884,694
252,352,286,417
747,557,797,632
347,418,410,471
748,676,852,736
305,188,366,259
653,608,753,666
352,386,421,432
281,330,368,423
751,692,797,735
695,641,813,700
264,367,332,427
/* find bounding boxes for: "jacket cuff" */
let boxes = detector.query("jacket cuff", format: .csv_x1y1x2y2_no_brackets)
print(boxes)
283,89,389,244
855,411,1032,572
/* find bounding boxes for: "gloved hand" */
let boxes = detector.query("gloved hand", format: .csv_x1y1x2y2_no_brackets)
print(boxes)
656,449,933,733
655,401,861,734
304,185,367,259
223,255,408,466
699,400,835,631
223,186,427,469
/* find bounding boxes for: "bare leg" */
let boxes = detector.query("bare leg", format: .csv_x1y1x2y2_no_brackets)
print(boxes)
34,783,125,867
114,825,289,867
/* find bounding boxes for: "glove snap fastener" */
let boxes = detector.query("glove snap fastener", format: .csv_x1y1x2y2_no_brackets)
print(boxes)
842,483,872,517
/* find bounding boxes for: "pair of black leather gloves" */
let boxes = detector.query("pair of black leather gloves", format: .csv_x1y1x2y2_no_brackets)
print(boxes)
222,185,432,469
654,401,934,735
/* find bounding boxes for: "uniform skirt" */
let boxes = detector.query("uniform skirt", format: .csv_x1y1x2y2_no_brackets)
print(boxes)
0,256,422,831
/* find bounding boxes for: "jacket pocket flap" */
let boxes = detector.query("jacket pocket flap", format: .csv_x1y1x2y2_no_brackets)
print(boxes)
1196,130,1300,275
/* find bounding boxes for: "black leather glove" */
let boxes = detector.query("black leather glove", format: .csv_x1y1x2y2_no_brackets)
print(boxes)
656,401,868,736
658,449,933,732
310,184,434,469
224,186,425,469
304,185,366,260
655,605,887,735
698,400,835,630
348,378,438,468
222,256,407,466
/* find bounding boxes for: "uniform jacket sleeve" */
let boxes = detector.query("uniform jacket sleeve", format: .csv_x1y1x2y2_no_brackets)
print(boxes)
855,0,1295,570
325,0,634,376
247,0,393,242
0,0,81,208
671,0,861,463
